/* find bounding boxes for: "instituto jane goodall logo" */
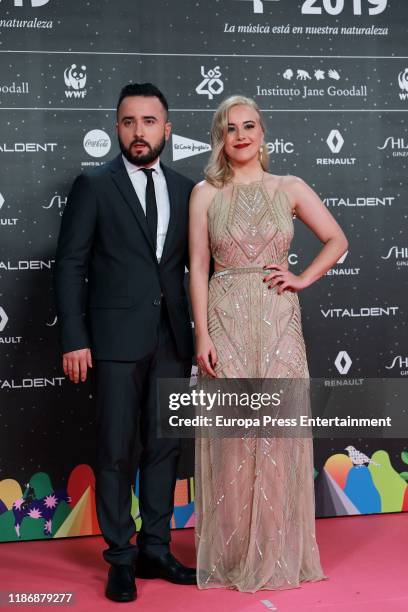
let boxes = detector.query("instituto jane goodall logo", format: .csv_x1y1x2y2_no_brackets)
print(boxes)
83,130,111,158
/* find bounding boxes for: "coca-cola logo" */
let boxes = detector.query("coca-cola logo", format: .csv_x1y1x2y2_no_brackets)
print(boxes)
83,129,111,158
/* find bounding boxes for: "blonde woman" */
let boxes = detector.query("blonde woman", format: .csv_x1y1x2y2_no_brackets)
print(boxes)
189,96,347,592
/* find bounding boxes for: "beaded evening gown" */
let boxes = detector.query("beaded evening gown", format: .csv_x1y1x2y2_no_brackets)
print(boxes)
195,178,325,592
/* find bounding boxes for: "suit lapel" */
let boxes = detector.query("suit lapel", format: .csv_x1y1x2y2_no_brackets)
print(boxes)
109,155,156,257
160,163,182,265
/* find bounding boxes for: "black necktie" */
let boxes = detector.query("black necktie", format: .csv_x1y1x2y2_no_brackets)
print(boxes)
141,168,158,250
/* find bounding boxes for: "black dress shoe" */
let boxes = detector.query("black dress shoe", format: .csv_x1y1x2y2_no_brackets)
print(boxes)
135,551,196,585
105,564,137,602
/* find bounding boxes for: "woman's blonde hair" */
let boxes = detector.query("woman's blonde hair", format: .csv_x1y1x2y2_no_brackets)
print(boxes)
204,95,269,187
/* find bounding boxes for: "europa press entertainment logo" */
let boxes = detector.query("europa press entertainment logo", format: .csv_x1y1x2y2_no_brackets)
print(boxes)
83,130,111,158
64,64,87,99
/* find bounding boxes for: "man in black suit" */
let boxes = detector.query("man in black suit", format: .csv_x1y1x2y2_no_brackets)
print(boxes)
54,83,195,602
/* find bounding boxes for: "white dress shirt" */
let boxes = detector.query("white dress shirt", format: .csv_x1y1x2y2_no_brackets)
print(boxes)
122,155,170,262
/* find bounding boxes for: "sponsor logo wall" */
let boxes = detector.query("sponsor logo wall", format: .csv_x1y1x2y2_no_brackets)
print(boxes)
0,0,407,541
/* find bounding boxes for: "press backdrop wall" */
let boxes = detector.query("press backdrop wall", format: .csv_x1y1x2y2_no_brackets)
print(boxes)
1,0,407,542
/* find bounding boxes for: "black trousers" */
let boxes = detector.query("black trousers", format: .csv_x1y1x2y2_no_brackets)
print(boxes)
95,305,191,566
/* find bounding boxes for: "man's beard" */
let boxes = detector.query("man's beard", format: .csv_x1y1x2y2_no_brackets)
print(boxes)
118,134,166,166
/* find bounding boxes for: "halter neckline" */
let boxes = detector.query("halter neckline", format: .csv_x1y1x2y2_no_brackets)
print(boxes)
231,171,266,187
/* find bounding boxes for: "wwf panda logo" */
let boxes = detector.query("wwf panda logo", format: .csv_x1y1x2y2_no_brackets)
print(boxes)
64,64,87,90
398,69,408,92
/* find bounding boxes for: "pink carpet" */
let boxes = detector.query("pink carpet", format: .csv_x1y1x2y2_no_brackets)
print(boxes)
1,514,407,611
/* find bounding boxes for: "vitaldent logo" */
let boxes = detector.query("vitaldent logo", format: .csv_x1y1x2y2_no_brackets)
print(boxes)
0,377,65,390
316,129,356,166
0,192,19,227
172,134,211,161
326,251,360,277
381,246,408,268
64,64,87,99
385,356,408,376
196,66,224,100
321,306,399,319
0,259,54,271
83,129,111,159
42,194,67,216
377,137,408,157
0,143,57,153
398,69,408,101
0,306,22,345
324,195,395,207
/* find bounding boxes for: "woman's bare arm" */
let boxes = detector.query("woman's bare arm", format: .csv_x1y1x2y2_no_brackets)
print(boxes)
265,176,348,293
189,181,218,376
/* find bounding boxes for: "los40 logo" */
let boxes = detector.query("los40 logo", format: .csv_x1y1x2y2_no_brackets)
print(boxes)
301,0,387,15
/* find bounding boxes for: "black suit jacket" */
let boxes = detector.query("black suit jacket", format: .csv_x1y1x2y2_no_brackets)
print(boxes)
54,154,195,361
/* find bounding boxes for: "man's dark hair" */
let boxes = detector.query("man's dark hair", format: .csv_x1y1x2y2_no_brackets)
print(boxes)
116,83,169,117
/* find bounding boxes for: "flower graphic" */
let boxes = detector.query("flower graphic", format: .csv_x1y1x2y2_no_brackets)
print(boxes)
27,507,42,519
13,498,24,510
44,494,58,509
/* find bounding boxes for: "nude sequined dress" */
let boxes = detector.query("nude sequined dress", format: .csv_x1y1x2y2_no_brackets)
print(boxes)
195,179,326,592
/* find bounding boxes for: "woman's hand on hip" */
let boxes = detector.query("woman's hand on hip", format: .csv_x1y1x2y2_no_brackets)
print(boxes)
263,264,308,294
